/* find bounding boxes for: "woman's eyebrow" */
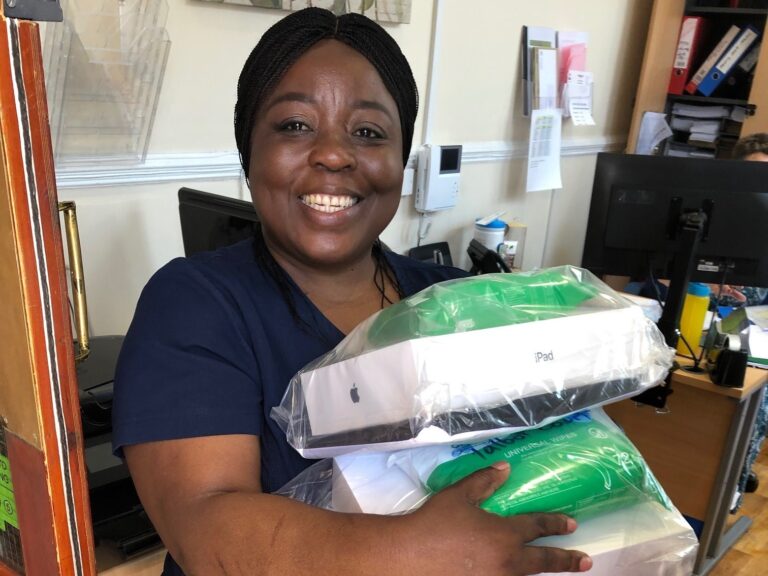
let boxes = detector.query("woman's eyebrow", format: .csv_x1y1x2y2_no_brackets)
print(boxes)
265,92,394,122
264,92,315,112
353,99,395,121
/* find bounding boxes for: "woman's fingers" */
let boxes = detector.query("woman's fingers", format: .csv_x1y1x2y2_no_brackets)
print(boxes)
455,461,511,506
518,545,593,575
417,465,593,575
507,512,577,542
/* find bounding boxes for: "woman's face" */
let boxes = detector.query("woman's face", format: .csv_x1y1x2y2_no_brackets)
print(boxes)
248,40,404,270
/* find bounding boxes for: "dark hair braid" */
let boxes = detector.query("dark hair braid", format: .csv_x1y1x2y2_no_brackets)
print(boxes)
234,7,418,179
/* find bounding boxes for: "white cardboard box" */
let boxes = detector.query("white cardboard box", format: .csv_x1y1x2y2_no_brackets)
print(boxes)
299,307,671,458
331,452,697,575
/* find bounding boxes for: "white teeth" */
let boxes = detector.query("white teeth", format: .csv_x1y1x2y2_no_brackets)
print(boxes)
301,194,359,213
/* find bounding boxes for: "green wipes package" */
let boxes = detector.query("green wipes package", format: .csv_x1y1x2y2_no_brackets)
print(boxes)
365,266,601,347
390,408,670,520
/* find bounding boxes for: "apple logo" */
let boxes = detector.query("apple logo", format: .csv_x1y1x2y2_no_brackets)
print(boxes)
350,383,360,404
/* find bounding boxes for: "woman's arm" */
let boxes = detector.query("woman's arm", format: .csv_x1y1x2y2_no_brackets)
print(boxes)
126,435,591,576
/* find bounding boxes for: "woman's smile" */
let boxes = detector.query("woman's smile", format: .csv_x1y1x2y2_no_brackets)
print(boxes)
300,193,360,213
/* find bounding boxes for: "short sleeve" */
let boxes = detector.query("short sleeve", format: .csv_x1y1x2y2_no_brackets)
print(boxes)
112,258,263,456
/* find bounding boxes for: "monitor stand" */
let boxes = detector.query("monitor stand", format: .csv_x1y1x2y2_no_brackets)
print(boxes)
635,209,707,409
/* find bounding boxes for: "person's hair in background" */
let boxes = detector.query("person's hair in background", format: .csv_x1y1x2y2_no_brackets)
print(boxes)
234,7,419,181
732,132,768,161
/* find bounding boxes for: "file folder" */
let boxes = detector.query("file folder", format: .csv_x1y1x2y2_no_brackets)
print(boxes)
668,16,706,95
697,25,760,96
521,26,556,117
532,46,558,111
685,24,740,95
718,41,760,98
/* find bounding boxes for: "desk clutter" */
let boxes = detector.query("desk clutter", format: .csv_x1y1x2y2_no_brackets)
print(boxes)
705,305,768,385
665,103,746,159
271,267,697,574
467,214,527,274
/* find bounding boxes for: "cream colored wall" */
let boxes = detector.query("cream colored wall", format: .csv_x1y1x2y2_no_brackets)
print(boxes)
407,0,652,270
58,0,652,337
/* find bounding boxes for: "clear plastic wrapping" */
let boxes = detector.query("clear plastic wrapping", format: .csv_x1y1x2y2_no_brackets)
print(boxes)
388,408,670,519
272,266,674,458
276,408,698,576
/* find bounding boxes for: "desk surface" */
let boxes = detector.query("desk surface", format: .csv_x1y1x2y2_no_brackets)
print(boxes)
671,358,767,399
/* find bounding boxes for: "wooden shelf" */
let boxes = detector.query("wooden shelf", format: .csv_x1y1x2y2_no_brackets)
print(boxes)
628,0,768,152
687,7,768,15
667,93,753,107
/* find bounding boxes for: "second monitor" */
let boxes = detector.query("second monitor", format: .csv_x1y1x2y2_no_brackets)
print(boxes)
581,152,768,349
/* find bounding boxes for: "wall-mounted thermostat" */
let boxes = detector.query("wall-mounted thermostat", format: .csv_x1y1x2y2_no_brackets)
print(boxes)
415,144,462,212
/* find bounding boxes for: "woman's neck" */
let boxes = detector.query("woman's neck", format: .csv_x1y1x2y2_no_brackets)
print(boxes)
264,240,399,334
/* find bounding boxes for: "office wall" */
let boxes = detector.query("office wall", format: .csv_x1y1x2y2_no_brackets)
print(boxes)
57,0,653,337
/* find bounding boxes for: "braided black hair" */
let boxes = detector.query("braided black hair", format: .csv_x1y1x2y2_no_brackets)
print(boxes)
234,7,419,179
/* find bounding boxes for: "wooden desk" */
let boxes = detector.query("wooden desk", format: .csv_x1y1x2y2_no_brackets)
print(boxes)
605,362,767,576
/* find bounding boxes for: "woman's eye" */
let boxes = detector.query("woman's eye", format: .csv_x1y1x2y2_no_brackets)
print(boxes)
280,120,310,132
355,127,383,139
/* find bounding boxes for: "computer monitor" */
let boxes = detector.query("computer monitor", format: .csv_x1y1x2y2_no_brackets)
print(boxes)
178,187,259,256
581,152,768,353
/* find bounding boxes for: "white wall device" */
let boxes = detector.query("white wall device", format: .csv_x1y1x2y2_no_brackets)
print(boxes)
414,144,462,212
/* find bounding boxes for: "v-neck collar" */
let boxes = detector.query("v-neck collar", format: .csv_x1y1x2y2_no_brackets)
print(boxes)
282,249,409,340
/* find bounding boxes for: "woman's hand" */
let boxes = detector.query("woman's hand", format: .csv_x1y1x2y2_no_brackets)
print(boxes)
710,284,746,303
401,461,592,575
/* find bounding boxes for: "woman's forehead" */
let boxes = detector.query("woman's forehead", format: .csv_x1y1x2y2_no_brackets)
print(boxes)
268,40,396,107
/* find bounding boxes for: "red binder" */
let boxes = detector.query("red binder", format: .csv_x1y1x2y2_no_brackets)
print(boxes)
668,16,706,95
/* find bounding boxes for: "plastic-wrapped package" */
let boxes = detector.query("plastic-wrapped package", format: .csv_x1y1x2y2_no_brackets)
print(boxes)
272,266,674,458
275,409,698,576
389,408,669,520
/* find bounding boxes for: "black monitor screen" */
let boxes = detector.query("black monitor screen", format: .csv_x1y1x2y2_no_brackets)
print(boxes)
582,153,768,288
178,187,259,256
439,145,462,174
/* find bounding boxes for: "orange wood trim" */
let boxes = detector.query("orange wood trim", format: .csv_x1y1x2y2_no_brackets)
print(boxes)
6,431,59,576
17,21,97,574
626,0,685,153
0,17,95,575
0,562,22,576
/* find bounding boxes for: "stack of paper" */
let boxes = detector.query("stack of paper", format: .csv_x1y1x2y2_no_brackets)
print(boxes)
746,305,768,368
671,103,732,119
666,103,744,157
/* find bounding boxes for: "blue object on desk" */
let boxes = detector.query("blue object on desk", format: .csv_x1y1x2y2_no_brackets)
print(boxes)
718,306,735,319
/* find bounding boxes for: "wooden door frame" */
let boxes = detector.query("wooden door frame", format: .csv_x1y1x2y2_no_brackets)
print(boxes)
0,14,95,576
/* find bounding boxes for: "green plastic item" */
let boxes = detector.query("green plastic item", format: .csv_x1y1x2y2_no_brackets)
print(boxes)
367,266,602,348
425,411,669,520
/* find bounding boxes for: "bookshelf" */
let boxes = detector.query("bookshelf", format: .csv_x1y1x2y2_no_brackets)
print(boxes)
627,0,768,156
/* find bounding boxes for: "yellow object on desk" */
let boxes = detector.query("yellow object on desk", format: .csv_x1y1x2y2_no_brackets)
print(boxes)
676,282,710,357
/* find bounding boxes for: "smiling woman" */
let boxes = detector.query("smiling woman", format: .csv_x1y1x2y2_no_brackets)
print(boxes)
111,7,593,576
247,40,404,283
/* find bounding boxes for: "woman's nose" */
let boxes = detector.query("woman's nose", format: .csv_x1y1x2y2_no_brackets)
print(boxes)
308,130,356,172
